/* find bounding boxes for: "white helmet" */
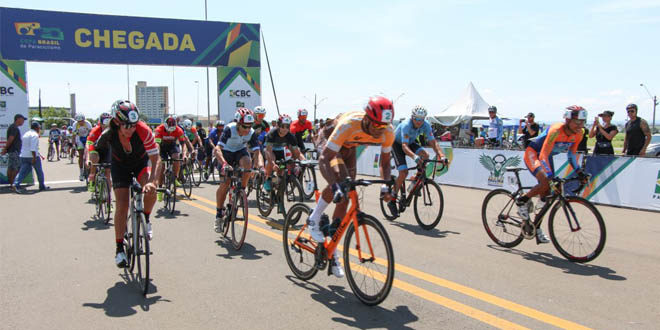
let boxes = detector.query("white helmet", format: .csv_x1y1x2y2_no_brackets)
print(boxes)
563,105,587,120
253,106,266,115
297,108,308,117
75,114,85,122
183,119,193,130
411,105,427,119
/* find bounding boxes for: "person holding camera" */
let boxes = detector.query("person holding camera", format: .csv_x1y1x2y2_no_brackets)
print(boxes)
589,110,618,155
518,112,539,148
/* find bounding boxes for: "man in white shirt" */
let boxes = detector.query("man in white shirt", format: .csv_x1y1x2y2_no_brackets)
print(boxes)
12,122,49,193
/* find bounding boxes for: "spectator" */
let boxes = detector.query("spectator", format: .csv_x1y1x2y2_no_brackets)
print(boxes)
2,114,26,188
589,110,618,155
577,126,588,154
622,103,652,156
270,120,277,128
12,122,49,193
487,106,503,146
518,112,539,147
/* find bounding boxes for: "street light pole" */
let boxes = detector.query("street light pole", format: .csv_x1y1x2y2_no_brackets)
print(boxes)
303,94,327,122
195,80,200,122
640,83,657,133
205,0,211,125
172,67,176,115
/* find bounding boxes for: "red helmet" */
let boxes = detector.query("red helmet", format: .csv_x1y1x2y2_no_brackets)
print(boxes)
364,96,394,124
234,107,255,125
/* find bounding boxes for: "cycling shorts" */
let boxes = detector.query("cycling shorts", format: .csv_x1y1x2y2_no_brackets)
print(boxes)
111,156,150,189
524,146,554,177
391,141,422,171
220,148,250,168
76,136,87,150
159,143,181,161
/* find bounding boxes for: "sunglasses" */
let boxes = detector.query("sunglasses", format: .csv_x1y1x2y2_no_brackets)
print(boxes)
123,122,137,129
413,117,424,122
240,124,252,130
280,124,290,129
371,121,389,129
627,110,636,113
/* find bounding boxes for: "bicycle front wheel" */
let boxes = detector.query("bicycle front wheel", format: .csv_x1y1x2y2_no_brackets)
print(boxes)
284,177,304,222
95,179,105,220
413,180,444,230
300,167,316,200
256,179,274,217
102,179,112,224
344,213,395,306
135,213,150,295
231,189,249,250
282,203,318,280
182,164,193,198
548,196,606,263
47,145,54,161
482,189,524,248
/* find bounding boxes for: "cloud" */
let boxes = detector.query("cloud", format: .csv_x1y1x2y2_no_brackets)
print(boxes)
591,0,660,13
600,89,623,96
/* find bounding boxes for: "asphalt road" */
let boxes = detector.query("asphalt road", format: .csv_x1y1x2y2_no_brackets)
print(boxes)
1,138,659,330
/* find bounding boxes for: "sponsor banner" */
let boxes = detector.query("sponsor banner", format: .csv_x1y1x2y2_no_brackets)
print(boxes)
356,146,660,211
0,7,260,67
217,66,260,124
0,59,30,184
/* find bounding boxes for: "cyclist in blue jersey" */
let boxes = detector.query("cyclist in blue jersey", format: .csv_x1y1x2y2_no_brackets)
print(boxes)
388,105,448,217
205,120,225,175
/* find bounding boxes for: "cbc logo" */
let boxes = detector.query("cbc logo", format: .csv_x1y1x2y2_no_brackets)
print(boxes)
229,90,251,98
0,87,15,95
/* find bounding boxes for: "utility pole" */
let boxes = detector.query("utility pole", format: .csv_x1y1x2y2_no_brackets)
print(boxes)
641,83,658,133
172,67,176,115
304,94,327,122
38,88,42,117
126,65,130,100
195,80,200,122
205,0,211,124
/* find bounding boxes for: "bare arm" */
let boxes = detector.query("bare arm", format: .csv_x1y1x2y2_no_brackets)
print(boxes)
640,119,652,156
1,135,14,154
380,151,392,181
319,147,347,186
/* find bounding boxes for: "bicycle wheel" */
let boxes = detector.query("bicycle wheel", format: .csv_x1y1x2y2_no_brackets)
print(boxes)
182,164,193,198
284,177,304,223
103,179,112,224
126,207,136,272
300,167,316,200
135,213,150,295
231,189,249,250
282,203,318,280
344,213,395,306
481,189,524,248
413,180,444,230
193,160,203,187
548,196,606,263
94,179,103,219
256,181,274,217
47,145,54,161
379,194,399,221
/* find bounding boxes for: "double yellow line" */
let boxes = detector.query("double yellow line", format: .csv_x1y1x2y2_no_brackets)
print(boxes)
182,193,590,330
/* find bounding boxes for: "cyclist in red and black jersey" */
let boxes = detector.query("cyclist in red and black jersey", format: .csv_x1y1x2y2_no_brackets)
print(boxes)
290,108,313,152
94,100,160,268
87,112,113,192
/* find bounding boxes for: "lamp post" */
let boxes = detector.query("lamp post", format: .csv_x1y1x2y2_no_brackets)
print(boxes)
304,94,327,121
195,80,200,123
640,83,657,133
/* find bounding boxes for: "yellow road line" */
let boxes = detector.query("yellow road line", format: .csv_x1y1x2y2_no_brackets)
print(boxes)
188,193,590,330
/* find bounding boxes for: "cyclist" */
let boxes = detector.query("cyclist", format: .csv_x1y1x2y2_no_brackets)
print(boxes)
290,108,313,153
182,119,201,160
517,105,588,243
73,114,93,181
487,106,503,147
60,125,69,156
307,96,396,278
388,105,448,217
155,115,193,201
251,106,270,168
94,100,159,267
206,120,225,176
87,112,113,192
214,108,260,232
263,114,305,192
195,121,208,164
48,123,62,160
65,126,75,158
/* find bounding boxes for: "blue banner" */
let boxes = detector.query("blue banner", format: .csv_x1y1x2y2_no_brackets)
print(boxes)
0,7,260,67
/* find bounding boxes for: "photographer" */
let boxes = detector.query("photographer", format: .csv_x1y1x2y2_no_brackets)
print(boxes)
518,112,539,148
589,110,618,155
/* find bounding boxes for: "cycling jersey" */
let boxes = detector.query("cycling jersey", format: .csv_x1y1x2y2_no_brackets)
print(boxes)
265,128,299,151
197,127,207,142
86,124,104,153
154,124,185,145
95,121,159,167
207,127,222,146
217,122,260,153
49,129,61,142
290,119,313,135
184,127,198,143
325,111,395,153
525,122,582,177
394,118,435,145
74,120,93,137
252,120,270,136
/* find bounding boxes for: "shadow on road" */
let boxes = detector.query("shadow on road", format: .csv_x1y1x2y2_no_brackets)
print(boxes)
285,275,418,329
215,240,272,260
0,185,85,195
154,207,189,220
487,244,626,280
81,217,113,231
82,273,170,317
388,219,460,238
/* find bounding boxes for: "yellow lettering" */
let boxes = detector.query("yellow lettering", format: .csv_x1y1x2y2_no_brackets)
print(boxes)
145,32,162,50
93,29,111,48
75,28,91,47
112,30,127,49
163,33,178,51
179,34,195,51
128,31,144,49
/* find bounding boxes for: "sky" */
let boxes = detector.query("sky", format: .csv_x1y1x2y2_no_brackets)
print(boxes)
3,0,660,126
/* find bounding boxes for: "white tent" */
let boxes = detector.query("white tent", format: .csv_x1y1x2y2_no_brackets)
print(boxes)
428,82,492,126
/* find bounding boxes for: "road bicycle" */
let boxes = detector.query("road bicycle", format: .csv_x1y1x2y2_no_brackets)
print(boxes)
256,159,304,219
380,159,446,230
179,155,194,198
123,177,152,296
47,141,57,161
283,177,395,306
92,163,112,224
296,160,319,201
160,158,182,214
481,167,606,263
217,168,253,250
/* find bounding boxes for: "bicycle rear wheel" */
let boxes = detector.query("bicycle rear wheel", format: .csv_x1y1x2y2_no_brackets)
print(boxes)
481,189,524,248
548,196,606,263
413,180,444,230
135,213,150,295
231,189,248,250
256,181,274,217
344,213,394,306
300,167,316,200
284,177,304,222
193,160,203,187
282,203,318,280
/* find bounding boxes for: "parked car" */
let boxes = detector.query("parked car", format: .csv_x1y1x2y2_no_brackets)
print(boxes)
646,134,660,157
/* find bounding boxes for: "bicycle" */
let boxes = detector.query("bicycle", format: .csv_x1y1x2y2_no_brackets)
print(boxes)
380,159,446,230
161,158,182,214
481,167,606,263
179,155,194,198
283,177,395,306
123,177,152,296
47,141,56,161
256,159,304,219
296,160,319,201
192,147,206,187
217,168,253,250
92,163,112,224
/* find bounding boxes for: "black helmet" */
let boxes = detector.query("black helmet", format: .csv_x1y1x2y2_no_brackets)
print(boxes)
488,106,497,113
111,100,139,124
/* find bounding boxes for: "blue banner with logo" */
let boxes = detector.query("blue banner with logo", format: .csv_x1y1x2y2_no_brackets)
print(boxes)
0,7,260,67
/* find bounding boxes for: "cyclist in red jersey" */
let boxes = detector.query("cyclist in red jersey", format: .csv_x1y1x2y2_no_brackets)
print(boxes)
87,112,113,192
154,116,193,199
290,108,313,152
94,100,160,267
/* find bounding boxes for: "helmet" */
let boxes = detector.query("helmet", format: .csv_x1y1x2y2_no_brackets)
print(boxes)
183,119,193,130
411,105,427,119
67,126,73,131
234,107,255,125
51,123,57,127
195,121,202,127
164,116,177,132
111,100,139,124
488,106,497,113
278,114,292,126
253,106,266,115
297,108,308,117
564,105,587,120
364,96,394,124
100,112,112,126
75,114,85,122
215,120,225,127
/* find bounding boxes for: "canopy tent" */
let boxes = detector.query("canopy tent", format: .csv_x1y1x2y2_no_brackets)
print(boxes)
428,82,494,126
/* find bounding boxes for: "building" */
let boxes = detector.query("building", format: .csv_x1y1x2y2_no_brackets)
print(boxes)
135,81,168,125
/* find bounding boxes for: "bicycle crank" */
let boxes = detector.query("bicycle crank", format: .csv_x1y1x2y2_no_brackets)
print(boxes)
521,220,536,240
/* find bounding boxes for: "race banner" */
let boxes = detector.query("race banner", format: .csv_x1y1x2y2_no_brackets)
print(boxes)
0,7,260,67
217,66,260,124
0,59,30,184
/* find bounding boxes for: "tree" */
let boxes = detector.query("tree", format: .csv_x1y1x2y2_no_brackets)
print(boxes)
28,107,71,128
